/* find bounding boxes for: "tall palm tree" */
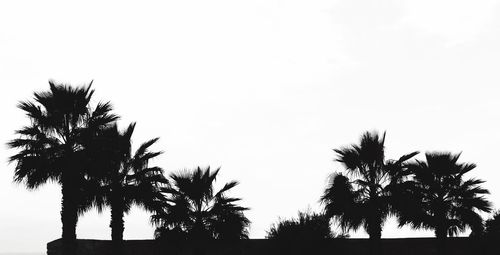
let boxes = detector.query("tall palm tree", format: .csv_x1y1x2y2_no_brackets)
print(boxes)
321,131,418,241
397,152,491,241
152,167,250,241
8,81,118,253
92,123,167,244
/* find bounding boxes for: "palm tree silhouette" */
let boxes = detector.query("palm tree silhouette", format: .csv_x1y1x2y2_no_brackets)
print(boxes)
8,81,118,254
397,152,491,241
152,166,250,241
91,123,167,247
483,211,500,238
321,131,418,241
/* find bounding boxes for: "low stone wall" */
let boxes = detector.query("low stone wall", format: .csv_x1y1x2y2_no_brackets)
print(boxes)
47,237,499,255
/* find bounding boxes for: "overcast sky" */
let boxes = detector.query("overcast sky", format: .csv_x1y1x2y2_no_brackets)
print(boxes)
1,0,500,253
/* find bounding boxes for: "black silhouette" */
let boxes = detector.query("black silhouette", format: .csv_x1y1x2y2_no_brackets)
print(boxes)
321,131,418,240
9,84,500,255
8,81,118,254
396,152,492,253
266,210,343,240
88,123,167,252
152,166,250,241
483,211,500,238
398,152,491,237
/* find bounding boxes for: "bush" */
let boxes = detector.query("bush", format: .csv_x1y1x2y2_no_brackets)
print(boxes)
266,210,344,240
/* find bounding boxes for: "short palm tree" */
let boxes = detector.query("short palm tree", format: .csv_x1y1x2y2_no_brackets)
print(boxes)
397,152,491,240
321,131,418,240
152,167,250,241
483,211,500,238
91,123,167,243
8,81,118,253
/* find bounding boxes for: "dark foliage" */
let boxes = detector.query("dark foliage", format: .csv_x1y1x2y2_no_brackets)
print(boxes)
321,131,418,240
483,211,500,238
8,81,118,254
396,152,491,240
266,210,341,240
89,123,167,243
152,167,250,241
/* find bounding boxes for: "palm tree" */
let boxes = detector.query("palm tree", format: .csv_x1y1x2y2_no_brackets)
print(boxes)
321,131,418,241
152,166,250,241
397,152,491,241
266,210,340,240
92,123,167,245
8,81,118,254
483,211,500,238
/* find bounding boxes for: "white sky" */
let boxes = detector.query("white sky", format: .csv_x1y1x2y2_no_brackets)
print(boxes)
1,0,500,253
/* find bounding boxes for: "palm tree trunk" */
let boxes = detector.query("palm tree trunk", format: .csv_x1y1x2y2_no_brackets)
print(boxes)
367,193,382,255
435,227,447,239
367,191,382,240
110,188,125,255
434,207,448,255
368,217,382,255
435,223,447,255
61,181,78,255
110,202,125,241
368,221,382,240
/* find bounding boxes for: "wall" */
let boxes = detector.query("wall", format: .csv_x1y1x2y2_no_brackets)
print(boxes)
47,237,499,255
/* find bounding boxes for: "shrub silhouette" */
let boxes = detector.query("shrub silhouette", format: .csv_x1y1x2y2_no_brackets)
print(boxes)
266,210,342,240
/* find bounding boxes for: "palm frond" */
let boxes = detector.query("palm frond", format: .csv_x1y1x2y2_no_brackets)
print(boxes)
214,181,239,198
